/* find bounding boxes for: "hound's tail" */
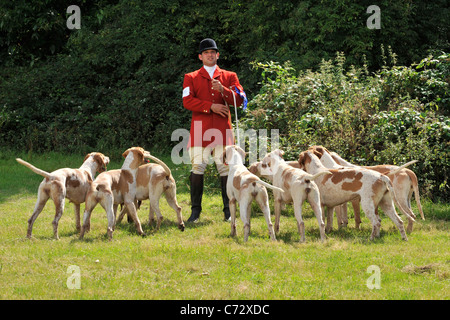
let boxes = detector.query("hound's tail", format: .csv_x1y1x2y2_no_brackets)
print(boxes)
385,160,418,177
381,175,415,222
255,179,284,193
147,155,172,177
382,160,423,220
306,170,333,181
406,169,425,220
16,158,51,179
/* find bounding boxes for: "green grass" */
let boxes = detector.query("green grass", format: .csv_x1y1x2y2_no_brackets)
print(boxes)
0,150,449,300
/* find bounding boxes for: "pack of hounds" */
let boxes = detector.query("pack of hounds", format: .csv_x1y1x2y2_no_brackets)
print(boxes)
16,145,423,242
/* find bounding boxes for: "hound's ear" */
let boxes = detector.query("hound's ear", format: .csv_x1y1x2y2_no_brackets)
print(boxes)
236,146,246,161
298,151,306,167
310,145,327,158
135,147,145,162
94,153,108,173
261,157,271,167
84,153,92,162
122,149,130,158
137,147,145,154
248,163,258,175
273,149,284,158
318,146,329,154
311,148,322,158
221,149,227,165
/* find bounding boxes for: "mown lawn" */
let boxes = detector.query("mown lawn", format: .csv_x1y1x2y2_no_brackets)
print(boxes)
0,150,448,300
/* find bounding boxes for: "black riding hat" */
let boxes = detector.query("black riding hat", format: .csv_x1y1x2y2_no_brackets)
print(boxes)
199,38,219,53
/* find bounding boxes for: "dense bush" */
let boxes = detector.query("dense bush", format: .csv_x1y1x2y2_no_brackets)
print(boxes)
379,53,450,115
243,53,449,200
0,0,115,66
1,0,196,153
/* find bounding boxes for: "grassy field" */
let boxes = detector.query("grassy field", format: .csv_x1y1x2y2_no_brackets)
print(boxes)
0,150,449,300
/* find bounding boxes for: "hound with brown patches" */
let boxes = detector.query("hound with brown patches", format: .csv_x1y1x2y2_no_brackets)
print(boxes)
298,150,409,240
223,145,282,242
79,147,151,240
249,160,301,178
116,155,185,232
310,145,422,232
258,150,331,242
305,146,354,229
16,153,110,239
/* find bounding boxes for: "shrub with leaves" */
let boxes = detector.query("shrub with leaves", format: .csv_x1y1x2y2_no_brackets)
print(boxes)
243,53,449,200
380,53,450,116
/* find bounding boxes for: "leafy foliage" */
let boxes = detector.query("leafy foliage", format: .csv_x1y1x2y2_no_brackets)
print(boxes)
243,53,449,200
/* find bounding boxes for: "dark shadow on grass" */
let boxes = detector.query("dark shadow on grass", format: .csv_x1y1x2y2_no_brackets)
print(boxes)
114,215,212,236
255,223,407,245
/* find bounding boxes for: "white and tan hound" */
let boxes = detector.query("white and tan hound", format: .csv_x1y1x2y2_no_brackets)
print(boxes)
310,145,422,232
16,153,110,239
298,150,409,241
258,149,331,242
223,145,282,242
116,155,185,232
79,147,151,240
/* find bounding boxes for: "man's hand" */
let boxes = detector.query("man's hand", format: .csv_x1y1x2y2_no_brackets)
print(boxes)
210,103,229,117
211,79,224,93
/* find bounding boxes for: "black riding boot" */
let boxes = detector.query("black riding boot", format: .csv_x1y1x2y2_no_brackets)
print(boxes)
188,172,204,222
220,175,231,221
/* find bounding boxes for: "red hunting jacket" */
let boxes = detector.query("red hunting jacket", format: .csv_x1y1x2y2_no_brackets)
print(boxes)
183,66,244,148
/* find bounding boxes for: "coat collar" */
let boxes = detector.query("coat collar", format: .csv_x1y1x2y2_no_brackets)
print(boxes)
199,65,222,79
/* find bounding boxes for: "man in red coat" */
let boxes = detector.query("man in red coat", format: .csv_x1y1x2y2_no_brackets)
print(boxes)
183,38,245,222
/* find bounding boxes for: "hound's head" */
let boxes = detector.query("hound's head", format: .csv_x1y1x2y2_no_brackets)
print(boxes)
248,161,262,176
122,147,151,169
258,148,285,176
84,152,110,173
308,146,345,169
248,160,274,181
222,145,246,166
298,151,319,171
271,149,285,159
308,145,330,159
